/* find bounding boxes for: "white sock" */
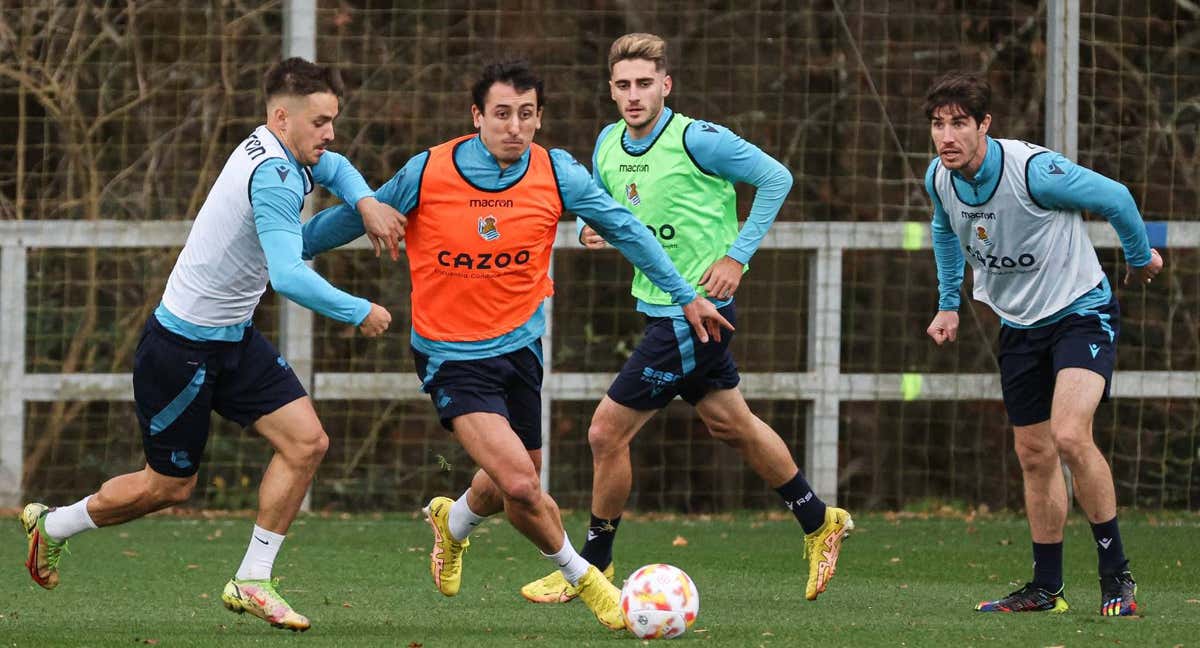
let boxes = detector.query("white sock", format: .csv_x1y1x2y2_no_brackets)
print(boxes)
543,531,590,586
43,495,98,541
235,525,286,581
448,489,487,541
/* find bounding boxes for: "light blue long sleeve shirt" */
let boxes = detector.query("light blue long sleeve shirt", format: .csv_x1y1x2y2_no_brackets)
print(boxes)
927,136,1152,328
305,135,696,363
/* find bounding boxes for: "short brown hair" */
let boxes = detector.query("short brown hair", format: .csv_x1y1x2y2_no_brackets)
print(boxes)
608,33,668,74
923,71,990,124
263,57,344,100
471,58,545,111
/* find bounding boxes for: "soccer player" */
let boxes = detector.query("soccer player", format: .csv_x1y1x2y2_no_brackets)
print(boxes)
19,57,403,632
922,71,1162,615
519,33,854,605
305,58,732,631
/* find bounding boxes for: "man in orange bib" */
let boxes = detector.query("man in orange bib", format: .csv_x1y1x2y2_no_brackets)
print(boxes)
305,59,731,632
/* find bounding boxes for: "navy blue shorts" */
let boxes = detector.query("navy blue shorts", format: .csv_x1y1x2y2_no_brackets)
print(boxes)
607,304,740,411
997,292,1120,427
133,316,307,477
413,342,544,451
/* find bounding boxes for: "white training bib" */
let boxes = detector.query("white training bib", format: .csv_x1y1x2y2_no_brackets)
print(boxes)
933,139,1103,324
161,125,312,327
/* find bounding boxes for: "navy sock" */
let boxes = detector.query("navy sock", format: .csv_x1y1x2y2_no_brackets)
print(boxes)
1031,541,1064,591
775,471,827,534
578,514,621,569
1090,516,1129,575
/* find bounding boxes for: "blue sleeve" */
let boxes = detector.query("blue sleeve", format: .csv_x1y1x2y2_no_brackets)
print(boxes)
683,121,791,264
309,150,375,206
552,148,697,305
302,152,428,258
1026,152,1152,267
577,124,620,243
251,163,371,325
926,159,964,311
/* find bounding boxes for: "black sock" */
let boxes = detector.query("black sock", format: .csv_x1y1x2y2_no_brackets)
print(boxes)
775,471,827,534
1031,541,1064,591
1090,516,1129,575
578,514,621,569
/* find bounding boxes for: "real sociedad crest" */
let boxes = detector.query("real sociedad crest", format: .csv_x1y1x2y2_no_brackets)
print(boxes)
625,182,641,206
478,215,500,241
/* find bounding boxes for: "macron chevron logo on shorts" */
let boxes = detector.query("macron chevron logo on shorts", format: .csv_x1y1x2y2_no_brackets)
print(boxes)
1089,343,1100,358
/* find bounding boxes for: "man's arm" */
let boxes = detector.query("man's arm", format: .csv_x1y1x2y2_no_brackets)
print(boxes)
309,150,407,260
683,120,792,265
552,148,732,342
575,124,620,247
927,159,964,312
926,159,964,345
252,161,373,325
683,120,792,298
302,152,428,258
552,149,695,305
309,150,374,206
1026,152,1152,268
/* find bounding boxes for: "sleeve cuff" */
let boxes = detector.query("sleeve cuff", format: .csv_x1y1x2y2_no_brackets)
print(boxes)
673,287,698,305
351,191,377,209
350,299,372,326
726,248,751,265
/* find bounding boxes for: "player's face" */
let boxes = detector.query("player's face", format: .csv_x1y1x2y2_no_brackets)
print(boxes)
610,58,672,136
930,105,991,175
279,92,339,166
472,82,542,168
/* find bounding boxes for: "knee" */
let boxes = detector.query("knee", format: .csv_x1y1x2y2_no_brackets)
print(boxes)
283,428,329,467
147,477,194,507
587,419,625,457
1014,438,1058,474
702,409,753,446
1053,429,1097,467
705,416,742,445
499,474,543,510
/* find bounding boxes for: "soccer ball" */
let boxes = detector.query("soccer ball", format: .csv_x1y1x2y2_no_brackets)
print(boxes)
619,564,699,639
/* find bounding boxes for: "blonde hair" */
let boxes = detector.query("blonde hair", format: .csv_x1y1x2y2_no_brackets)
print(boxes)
608,33,669,73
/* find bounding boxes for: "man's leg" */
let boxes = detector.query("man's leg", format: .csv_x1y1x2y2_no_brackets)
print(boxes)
22,466,196,590
519,396,655,604
976,323,1070,613
1012,420,1068,593
218,396,326,632
439,412,624,629
694,387,853,601
24,316,208,590
1051,368,1136,615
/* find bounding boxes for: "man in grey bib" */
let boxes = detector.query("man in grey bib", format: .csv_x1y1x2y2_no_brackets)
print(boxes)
922,72,1163,616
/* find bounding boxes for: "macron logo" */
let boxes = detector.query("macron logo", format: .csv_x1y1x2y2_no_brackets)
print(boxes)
276,166,290,182
1048,161,1065,175
1089,343,1100,359
1099,537,1113,549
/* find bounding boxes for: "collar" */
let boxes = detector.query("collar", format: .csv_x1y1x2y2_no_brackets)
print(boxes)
950,136,1000,187
624,106,674,146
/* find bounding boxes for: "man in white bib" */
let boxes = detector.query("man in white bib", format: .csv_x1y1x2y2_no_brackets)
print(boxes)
19,57,403,632
923,71,1162,617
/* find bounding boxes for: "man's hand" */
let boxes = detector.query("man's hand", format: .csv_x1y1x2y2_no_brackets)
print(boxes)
579,224,607,249
699,256,744,301
1124,248,1163,286
681,297,734,344
356,196,406,261
926,310,959,346
358,303,392,337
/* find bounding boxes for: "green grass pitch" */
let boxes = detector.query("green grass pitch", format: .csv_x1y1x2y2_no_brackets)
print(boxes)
2,510,1196,646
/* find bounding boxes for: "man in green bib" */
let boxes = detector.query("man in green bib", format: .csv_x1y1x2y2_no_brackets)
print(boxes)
521,32,854,604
